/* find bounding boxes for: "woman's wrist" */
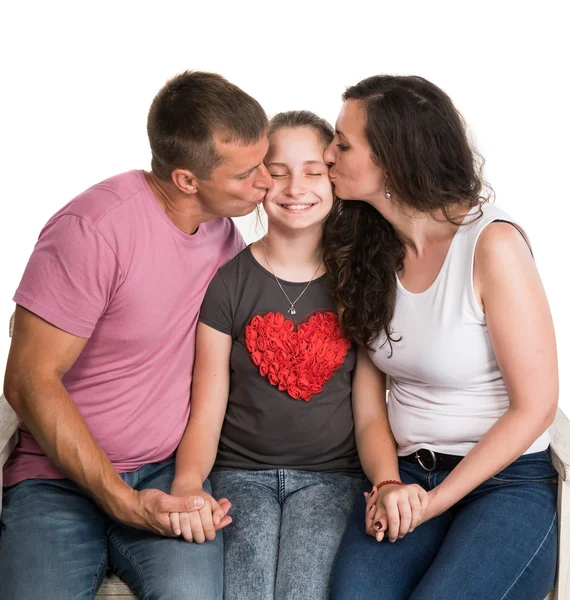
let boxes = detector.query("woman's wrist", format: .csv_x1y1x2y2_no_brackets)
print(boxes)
373,479,404,491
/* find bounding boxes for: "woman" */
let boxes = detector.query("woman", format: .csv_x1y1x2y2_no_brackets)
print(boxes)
167,111,426,600
324,75,558,600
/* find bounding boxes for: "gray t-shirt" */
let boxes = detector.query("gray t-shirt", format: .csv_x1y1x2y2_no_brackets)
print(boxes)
199,246,361,476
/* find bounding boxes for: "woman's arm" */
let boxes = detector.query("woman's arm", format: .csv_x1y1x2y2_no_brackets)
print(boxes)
425,222,558,519
170,322,233,541
353,347,429,541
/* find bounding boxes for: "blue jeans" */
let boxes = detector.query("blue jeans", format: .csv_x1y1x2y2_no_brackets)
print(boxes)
0,459,223,600
210,468,363,600
330,451,558,600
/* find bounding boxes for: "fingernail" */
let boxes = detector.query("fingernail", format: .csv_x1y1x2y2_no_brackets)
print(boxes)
192,497,205,508
374,521,383,531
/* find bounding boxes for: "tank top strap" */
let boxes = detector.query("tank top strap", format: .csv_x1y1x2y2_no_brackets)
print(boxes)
439,203,521,320
458,202,519,250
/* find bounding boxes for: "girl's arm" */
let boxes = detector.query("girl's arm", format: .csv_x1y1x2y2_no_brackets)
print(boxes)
424,222,558,520
352,346,398,483
353,346,429,541
170,322,233,542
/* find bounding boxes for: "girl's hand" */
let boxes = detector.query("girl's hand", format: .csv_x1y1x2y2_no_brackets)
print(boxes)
169,483,232,543
364,483,429,542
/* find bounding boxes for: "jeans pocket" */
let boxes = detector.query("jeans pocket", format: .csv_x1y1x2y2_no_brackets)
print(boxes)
541,448,558,471
490,451,558,484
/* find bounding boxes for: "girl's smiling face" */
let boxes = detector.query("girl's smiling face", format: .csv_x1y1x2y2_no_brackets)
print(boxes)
263,126,334,232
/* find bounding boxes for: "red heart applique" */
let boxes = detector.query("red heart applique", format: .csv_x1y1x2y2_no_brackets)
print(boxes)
245,312,351,402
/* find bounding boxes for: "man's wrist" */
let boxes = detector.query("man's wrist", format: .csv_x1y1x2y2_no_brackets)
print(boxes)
100,482,139,524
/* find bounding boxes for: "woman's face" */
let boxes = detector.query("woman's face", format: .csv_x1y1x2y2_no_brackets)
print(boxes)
263,127,333,232
324,99,387,202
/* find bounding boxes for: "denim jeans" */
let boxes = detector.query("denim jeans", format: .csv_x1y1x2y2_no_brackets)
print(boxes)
330,451,558,600
210,468,363,600
0,459,223,600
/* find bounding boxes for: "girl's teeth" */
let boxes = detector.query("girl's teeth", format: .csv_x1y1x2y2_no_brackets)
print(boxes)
282,204,313,210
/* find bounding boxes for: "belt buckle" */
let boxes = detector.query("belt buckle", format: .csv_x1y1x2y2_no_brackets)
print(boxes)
415,449,437,472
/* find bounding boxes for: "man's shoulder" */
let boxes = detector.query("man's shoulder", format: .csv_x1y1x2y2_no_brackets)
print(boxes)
53,170,147,228
203,215,241,241
218,246,253,279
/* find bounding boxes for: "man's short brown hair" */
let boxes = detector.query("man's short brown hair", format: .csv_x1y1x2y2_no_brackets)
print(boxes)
147,71,268,180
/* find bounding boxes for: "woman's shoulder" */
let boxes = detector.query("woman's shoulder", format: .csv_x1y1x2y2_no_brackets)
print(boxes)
478,201,514,220
460,202,526,252
473,202,530,257
465,202,517,230
476,220,532,267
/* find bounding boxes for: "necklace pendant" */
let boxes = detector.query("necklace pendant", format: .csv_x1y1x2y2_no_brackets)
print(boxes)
288,306,296,315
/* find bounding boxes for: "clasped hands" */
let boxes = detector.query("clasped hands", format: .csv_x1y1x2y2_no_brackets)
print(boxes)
168,484,232,543
364,483,434,543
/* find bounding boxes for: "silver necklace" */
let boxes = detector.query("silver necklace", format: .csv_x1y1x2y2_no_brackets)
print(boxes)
261,241,322,315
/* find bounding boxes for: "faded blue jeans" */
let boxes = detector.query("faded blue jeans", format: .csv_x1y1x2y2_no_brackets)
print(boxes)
210,468,363,600
330,451,558,600
0,459,223,600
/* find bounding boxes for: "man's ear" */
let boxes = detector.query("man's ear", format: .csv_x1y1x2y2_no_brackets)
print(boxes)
171,169,199,195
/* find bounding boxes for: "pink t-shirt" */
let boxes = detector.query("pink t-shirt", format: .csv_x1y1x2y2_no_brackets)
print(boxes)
4,170,245,486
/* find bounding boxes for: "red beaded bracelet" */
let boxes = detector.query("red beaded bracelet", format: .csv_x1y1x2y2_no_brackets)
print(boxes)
374,479,404,491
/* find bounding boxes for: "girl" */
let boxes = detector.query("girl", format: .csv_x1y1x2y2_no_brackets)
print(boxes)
168,110,426,600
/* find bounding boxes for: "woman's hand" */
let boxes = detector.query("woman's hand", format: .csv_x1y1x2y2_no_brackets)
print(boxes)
169,482,232,543
364,483,429,542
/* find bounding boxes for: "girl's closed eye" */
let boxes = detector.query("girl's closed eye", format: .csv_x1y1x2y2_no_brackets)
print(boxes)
336,143,349,152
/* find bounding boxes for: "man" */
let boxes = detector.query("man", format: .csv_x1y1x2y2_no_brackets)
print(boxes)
0,71,272,599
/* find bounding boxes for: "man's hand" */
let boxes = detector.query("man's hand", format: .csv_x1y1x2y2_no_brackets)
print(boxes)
112,488,207,537
168,484,233,543
364,483,429,542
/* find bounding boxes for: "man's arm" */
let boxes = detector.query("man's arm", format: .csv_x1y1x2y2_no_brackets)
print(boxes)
3,306,204,535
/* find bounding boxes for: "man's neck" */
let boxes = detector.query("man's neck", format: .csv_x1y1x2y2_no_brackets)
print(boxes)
144,171,210,235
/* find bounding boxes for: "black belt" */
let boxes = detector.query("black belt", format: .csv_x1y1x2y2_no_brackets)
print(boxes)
400,449,464,472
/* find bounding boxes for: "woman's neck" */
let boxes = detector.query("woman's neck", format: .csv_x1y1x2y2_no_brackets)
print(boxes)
252,224,325,282
367,194,472,258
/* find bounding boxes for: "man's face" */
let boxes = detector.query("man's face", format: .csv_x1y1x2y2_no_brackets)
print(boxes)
196,135,273,218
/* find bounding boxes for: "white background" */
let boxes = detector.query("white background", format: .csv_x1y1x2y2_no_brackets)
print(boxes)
1,1,568,412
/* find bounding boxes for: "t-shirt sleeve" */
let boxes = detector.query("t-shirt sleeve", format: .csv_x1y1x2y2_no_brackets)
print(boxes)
13,214,122,338
232,222,247,255
199,270,234,336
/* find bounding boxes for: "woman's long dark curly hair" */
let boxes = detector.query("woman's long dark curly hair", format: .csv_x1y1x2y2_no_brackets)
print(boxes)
323,75,493,350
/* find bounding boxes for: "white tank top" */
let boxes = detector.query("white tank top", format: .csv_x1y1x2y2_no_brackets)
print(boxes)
370,203,550,456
